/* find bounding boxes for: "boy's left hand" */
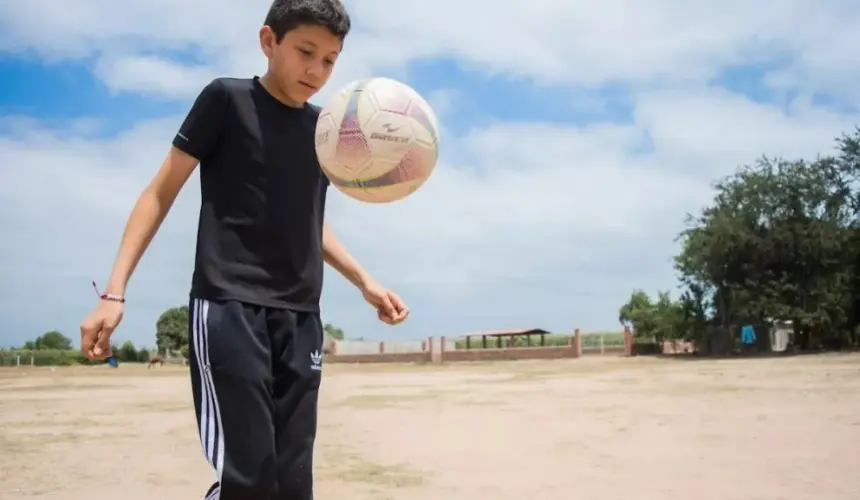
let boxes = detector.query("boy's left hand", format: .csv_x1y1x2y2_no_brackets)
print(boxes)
361,281,409,325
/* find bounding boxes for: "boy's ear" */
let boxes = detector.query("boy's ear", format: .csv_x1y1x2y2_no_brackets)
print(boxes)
259,26,276,57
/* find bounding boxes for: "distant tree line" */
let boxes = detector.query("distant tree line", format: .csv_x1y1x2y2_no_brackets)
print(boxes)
0,330,152,366
619,128,860,351
1,306,354,368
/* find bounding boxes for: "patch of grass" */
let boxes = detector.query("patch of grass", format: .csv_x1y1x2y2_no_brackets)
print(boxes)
320,445,425,488
585,404,625,415
336,390,508,409
598,376,643,386
325,362,442,375
657,383,756,396
135,401,191,412
0,430,90,453
135,368,191,377
481,360,659,384
552,439,591,452
0,433,29,454
451,396,508,407
341,461,424,487
3,415,106,430
496,368,585,382
0,365,189,379
335,391,448,408
357,382,439,390
0,382,121,392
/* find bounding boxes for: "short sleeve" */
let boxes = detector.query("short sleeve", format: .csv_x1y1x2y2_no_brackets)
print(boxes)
308,104,330,187
172,79,228,161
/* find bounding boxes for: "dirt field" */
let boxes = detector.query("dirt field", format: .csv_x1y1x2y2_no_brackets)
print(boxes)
1,354,859,499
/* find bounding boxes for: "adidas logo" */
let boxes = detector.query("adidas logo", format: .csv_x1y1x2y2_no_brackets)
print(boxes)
310,350,323,371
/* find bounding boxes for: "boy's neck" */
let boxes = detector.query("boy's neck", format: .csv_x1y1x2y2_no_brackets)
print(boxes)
259,73,305,108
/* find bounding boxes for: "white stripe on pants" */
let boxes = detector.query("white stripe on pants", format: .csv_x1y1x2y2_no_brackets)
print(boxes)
205,486,221,500
192,298,226,499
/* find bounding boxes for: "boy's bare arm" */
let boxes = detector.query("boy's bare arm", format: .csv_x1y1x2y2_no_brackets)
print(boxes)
321,221,371,290
103,146,199,295
322,222,409,324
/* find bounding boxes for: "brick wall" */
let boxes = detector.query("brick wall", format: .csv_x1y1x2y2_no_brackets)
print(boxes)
326,329,634,364
328,352,430,364
443,346,578,362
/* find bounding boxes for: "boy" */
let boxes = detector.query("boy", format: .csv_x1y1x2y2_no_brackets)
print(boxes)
78,1,409,499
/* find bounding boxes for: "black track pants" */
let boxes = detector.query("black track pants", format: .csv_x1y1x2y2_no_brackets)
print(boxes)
188,298,324,500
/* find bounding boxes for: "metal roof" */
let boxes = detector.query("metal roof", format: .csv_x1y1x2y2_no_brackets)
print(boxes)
460,328,551,338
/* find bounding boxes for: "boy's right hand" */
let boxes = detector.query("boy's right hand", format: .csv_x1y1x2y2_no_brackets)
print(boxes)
80,301,124,359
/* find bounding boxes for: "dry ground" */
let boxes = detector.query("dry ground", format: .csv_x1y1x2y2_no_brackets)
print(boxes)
1,354,859,499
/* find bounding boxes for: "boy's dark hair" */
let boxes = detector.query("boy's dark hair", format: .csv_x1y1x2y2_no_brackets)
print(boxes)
264,0,351,41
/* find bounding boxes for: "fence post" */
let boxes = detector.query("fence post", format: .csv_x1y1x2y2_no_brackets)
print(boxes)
429,336,442,364
600,334,604,355
624,326,633,356
573,329,582,358
378,341,385,354
440,336,447,363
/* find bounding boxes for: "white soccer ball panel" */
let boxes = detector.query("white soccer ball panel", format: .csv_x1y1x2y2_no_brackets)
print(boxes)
361,110,415,179
355,156,399,183
315,85,353,175
356,88,379,130
406,93,440,149
389,143,436,194
366,77,413,115
314,111,339,165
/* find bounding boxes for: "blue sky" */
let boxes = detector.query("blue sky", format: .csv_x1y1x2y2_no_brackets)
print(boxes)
1,0,859,349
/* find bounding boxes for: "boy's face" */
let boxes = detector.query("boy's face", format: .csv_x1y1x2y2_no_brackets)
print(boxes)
260,24,342,104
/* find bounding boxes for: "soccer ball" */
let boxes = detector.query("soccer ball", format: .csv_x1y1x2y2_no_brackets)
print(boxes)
314,77,440,203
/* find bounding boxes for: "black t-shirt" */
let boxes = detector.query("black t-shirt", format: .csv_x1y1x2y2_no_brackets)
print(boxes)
172,76,329,311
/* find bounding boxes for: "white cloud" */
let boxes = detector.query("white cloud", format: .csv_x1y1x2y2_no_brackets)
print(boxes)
95,56,221,99
3,0,860,101
1,0,859,346
635,86,860,176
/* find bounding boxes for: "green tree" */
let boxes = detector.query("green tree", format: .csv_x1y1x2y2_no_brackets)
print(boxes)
618,290,686,342
155,305,190,354
116,340,139,362
672,130,860,349
34,331,73,350
618,290,652,330
653,291,687,341
323,323,345,340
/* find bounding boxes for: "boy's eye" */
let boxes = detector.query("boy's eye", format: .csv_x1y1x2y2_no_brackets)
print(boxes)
324,59,335,66
298,48,312,56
